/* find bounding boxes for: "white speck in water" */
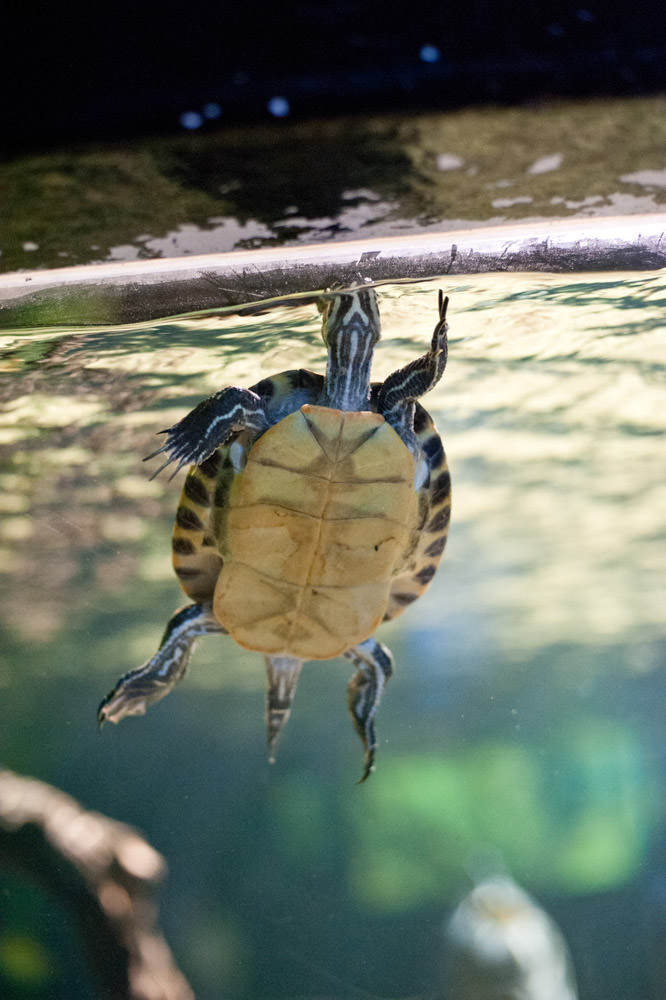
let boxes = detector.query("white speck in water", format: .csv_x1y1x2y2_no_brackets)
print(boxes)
22,241,39,252
419,44,441,63
218,180,241,196
342,187,382,202
436,153,465,171
202,102,222,120
107,244,144,261
620,168,666,188
491,196,533,208
180,110,204,130
267,96,290,118
560,194,605,209
528,153,563,174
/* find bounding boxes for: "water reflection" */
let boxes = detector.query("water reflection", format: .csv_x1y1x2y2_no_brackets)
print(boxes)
0,273,664,999
3,96,666,273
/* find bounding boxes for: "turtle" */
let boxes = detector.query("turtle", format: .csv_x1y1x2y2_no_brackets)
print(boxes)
98,286,451,780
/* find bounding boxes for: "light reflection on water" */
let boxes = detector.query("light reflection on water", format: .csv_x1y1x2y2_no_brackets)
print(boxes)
0,272,664,999
5,96,666,273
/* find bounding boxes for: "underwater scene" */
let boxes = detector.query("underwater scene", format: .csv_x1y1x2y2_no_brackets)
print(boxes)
0,272,664,999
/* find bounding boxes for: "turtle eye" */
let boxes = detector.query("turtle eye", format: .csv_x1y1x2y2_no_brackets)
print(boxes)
317,296,331,315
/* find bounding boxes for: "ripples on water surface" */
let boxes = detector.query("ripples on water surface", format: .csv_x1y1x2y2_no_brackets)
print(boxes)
0,272,664,999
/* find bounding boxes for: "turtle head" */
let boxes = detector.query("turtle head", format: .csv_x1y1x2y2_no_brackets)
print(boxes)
318,287,381,411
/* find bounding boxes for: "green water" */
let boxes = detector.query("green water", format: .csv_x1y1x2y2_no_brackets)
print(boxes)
0,273,664,998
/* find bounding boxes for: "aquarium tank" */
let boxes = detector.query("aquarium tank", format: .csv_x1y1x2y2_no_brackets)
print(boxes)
1,15,665,998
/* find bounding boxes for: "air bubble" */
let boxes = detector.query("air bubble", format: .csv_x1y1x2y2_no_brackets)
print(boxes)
419,44,440,63
267,96,290,118
180,111,204,130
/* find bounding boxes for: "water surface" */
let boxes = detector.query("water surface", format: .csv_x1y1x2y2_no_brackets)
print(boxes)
0,273,664,999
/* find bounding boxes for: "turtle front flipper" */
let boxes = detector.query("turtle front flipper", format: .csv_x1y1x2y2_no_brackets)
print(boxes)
377,290,449,429
146,386,270,479
265,656,304,764
97,604,225,726
345,638,394,782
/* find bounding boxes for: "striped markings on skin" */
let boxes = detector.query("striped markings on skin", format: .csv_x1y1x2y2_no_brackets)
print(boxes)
97,604,225,726
99,289,451,779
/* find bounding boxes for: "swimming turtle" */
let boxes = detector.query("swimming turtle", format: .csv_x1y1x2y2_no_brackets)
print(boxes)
98,287,451,780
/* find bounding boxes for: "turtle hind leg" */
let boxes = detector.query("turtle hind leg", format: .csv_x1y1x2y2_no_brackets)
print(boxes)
265,656,304,763
97,604,225,727
145,386,269,479
344,638,394,783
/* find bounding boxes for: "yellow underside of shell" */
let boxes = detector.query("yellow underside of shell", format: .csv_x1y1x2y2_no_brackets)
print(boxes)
214,404,417,659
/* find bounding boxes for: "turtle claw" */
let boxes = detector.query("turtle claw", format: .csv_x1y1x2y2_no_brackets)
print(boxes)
150,452,192,483
358,749,375,785
144,388,269,479
97,655,181,729
437,288,449,323
144,418,213,480
98,685,151,727
143,434,189,481
430,290,449,353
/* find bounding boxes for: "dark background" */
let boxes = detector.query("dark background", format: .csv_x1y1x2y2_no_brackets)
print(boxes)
4,1,666,149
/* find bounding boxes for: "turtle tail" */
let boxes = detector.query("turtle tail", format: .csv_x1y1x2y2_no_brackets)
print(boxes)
264,656,304,763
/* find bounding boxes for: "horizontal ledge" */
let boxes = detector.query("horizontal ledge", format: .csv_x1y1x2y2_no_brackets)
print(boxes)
2,215,665,328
